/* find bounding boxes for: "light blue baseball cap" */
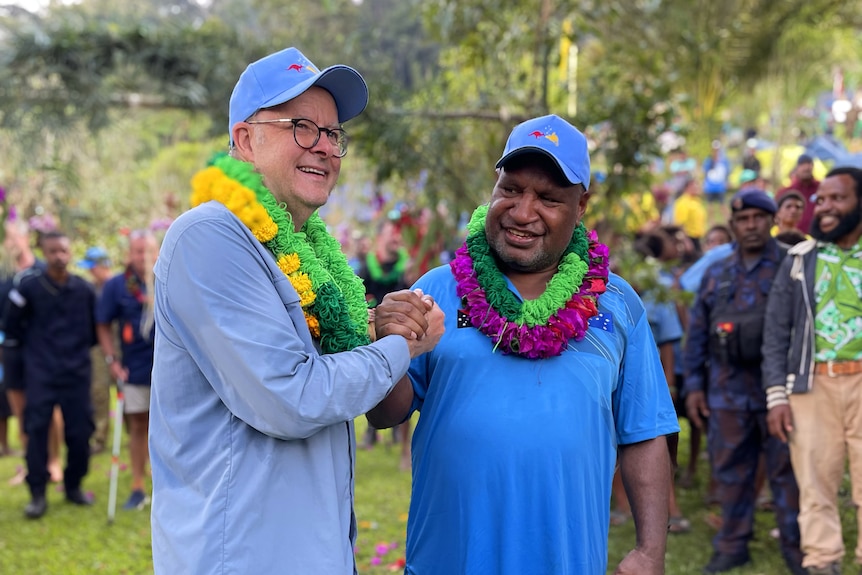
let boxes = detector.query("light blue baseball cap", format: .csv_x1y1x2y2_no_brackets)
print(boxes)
228,47,368,146
77,246,111,270
495,114,591,190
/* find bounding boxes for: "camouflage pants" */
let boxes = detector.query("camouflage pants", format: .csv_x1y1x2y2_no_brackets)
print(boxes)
708,409,801,557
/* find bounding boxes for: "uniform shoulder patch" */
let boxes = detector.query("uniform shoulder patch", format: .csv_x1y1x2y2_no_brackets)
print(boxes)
8,288,26,308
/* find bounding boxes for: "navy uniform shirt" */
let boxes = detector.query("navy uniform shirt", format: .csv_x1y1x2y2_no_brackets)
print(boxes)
95,270,155,385
3,269,96,388
0,262,48,388
683,239,784,411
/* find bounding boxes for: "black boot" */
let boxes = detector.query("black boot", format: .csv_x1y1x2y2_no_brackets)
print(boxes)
24,495,47,519
781,548,807,575
65,488,93,506
702,551,751,574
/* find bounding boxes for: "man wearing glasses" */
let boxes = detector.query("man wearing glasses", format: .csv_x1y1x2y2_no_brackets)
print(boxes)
149,47,444,575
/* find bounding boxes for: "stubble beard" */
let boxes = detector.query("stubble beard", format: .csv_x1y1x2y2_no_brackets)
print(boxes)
486,232,560,275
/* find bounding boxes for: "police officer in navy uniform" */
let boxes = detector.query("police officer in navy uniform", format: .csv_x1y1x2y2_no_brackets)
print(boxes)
3,230,97,518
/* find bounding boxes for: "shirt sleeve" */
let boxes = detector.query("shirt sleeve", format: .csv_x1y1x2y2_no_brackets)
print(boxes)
613,301,680,445
762,256,795,391
2,277,31,348
1,278,31,387
683,272,714,394
156,212,410,440
652,300,684,345
95,277,121,325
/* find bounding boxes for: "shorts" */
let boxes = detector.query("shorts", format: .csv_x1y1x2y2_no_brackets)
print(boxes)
705,192,725,204
122,384,150,414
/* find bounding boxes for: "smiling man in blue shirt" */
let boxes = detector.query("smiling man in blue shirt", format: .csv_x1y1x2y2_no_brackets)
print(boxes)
149,47,444,575
368,115,679,575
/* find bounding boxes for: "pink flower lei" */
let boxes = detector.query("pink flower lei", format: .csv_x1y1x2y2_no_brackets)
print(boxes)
450,207,609,359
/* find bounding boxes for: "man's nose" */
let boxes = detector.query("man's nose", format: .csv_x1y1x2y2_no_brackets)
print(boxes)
509,194,539,220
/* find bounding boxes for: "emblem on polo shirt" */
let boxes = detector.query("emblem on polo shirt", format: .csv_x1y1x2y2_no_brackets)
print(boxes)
457,310,472,329
588,311,614,333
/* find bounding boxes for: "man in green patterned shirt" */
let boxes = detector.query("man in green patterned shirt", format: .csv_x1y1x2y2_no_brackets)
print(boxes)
763,166,862,575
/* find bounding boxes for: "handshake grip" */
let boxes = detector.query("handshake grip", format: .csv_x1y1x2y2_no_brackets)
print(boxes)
374,289,445,359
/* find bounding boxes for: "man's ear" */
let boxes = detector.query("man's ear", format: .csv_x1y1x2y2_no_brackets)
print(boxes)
231,123,255,162
578,189,591,220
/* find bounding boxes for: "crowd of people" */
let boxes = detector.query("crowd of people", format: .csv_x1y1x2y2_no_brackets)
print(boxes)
1,43,861,575
0,222,158,518
609,141,861,575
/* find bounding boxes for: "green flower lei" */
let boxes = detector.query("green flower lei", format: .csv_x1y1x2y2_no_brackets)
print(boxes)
192,154,371,354
465,204,590,327
365,249,409,284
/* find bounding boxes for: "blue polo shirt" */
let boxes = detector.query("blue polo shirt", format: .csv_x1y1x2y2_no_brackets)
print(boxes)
643,297,683,347
96,271,155,385
405,267,679,575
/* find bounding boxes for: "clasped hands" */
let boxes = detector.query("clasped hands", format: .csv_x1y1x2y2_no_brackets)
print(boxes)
374,289,445,358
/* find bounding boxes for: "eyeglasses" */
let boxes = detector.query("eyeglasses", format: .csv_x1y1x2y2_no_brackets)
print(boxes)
245,117,348,157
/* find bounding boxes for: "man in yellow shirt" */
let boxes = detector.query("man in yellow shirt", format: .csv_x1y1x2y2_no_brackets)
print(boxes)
673,177,708,249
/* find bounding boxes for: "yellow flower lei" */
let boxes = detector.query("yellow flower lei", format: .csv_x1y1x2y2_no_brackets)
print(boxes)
190,154,370,352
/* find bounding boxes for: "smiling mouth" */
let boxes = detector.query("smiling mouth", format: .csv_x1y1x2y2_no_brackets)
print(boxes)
299,166,325,177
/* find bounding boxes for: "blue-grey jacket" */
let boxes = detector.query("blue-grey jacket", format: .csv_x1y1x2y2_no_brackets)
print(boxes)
150,202,411,575
762,239,817,405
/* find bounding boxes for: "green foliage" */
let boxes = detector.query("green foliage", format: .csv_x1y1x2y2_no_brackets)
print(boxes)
0,5,247,139
0,109,218,249
1,0,862,261
578,41,676,215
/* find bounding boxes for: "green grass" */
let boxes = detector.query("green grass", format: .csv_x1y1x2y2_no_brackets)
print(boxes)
1,414,859,574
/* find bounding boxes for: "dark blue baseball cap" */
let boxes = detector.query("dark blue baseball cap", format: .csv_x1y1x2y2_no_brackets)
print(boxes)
228,47,368,146
495,115,591,190
730,189,777,215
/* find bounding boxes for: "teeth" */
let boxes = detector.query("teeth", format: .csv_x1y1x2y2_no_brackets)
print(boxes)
299,167,325,176
509,230,534,238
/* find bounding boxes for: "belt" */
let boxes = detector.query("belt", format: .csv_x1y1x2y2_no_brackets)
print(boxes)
814,360,862,377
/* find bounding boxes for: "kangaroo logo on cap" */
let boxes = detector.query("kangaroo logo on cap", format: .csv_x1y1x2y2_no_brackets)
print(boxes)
732,197,743,210
286,63,319,74
529,128,559,146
